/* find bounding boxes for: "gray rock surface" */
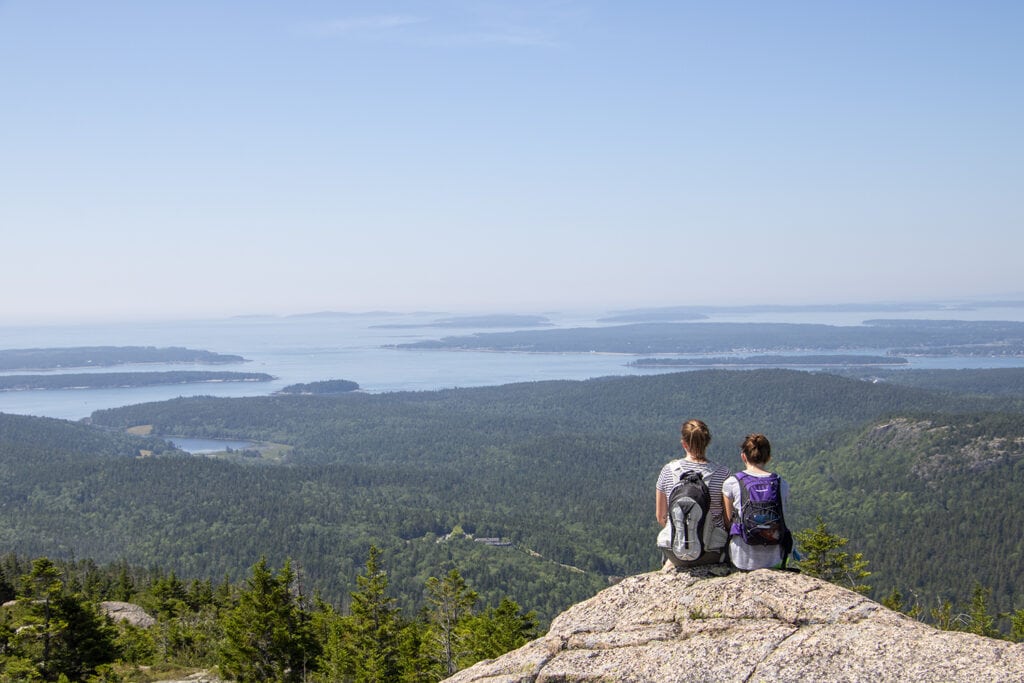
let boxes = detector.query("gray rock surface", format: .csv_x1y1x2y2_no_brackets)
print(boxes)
147,673,224,683
99,600,157,627
445,568,1024,682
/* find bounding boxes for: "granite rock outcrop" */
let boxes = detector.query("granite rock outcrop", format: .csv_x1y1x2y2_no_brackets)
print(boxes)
445,568,1024,682
99,600,157,627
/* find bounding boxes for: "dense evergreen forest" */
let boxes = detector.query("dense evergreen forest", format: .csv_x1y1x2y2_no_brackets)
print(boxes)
846,367,1024,396
276,380,360,395
3,368,1024,644
0,551,539,681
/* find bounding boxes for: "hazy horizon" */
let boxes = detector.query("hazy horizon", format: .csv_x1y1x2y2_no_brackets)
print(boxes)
4,296,1024,329
2,2,1021,324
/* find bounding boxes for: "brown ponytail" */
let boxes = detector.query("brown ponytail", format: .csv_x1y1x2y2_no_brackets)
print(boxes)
741,433,772,465
681,419,711,458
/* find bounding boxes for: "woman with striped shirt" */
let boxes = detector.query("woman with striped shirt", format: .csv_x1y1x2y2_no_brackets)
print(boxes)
656,419,731,568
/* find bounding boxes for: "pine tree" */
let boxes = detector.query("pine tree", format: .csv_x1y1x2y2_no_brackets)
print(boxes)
425,569,478,677
149,571,187,620
462,596,538,664
794,517,871,594
316,546,403,682
881,587,903,612
185,578,215,612
965,583,1001,638
930,600,959,631
310,601,348,683
396,614,441,683
16,557,64,677
113,561,134,602
347,546,402,682
147,570,192,663
44,593,120,679
0,565,14,603
10,557,118,681
880,587,920,618
218,558,318,683
1010,609,1024,642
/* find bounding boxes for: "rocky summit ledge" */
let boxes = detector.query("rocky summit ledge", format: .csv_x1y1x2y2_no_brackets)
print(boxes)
444,568,1024,682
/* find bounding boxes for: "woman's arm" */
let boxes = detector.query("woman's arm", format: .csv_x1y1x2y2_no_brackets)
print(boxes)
656,489,668,526
722,492,734,528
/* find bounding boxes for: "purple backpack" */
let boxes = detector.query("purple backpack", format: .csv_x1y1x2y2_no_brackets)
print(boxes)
730,472,789,546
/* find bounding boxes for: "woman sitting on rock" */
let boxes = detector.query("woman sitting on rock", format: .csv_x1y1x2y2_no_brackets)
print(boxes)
655,419,731,568
722,433,792,571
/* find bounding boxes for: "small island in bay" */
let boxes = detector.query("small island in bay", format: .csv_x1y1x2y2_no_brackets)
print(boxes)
276,379,360,395
0,371,274,392
628,354,909,368
0,346,247,371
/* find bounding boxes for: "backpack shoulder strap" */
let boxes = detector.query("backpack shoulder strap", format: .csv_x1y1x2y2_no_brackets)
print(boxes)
667,459,686,477
780,528,794,570
733,471,753,502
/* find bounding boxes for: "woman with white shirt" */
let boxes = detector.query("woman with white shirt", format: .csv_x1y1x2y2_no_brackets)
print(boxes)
722,433,791,571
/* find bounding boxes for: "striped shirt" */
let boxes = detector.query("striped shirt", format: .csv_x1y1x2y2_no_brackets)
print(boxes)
657,458,731,531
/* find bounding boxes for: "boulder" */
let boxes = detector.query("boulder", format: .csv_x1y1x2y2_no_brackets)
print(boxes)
445,568,1024,682
100,600,156,627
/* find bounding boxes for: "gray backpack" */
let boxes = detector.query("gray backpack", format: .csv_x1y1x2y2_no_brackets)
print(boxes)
667,469,711,562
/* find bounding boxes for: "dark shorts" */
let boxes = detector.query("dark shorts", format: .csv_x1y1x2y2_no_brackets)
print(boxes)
662,547,728,568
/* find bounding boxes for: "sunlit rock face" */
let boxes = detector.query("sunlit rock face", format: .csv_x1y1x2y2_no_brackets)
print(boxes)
444,568,1024,683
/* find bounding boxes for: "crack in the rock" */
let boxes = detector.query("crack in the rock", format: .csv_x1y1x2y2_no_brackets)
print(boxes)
741,622,810,683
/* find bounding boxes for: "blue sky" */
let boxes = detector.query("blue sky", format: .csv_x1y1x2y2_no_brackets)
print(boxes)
1,1,1021,323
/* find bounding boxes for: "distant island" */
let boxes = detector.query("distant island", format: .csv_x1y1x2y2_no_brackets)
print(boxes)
0,371,273,392
629,355,909,368
372,313,557,329
276,379,360,395
373,314,553,330
284,310,407,319
598,309,709,323
394,320,1024,356
0,346,246,371
598,301,1024,323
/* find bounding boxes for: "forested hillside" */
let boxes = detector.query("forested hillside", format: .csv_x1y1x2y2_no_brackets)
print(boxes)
0,346,245,370
0,371,272,392
786,412,1024,606
3,369,1024,626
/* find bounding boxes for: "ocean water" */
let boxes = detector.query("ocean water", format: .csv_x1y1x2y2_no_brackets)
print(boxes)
2,305,1024,421
168,437,256,454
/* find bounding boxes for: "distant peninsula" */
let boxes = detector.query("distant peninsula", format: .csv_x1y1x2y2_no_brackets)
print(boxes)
276,379,360,395
393,320,1024,356
0,371,273,392
629,354,909,368
597,301,1024,323
0,346,246,371
373,314,553,330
